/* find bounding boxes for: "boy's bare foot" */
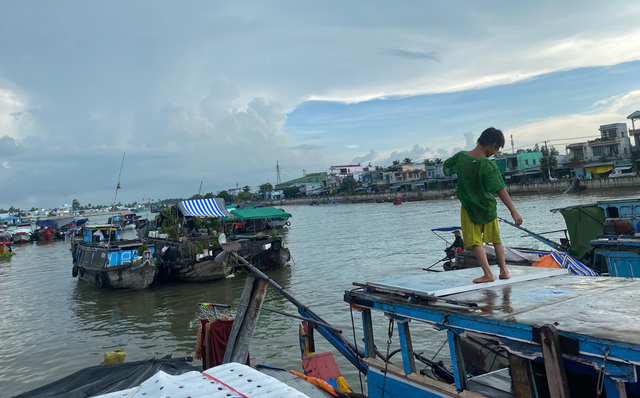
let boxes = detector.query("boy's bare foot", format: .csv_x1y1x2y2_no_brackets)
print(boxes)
499,270,511,280
473,275,495,283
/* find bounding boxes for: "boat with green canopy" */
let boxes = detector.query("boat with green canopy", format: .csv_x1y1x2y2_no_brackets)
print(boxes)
228,206,292,232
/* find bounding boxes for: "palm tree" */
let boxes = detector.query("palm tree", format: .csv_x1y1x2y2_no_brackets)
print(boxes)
403,157,412,164
392,159,400,166
434,158,443,164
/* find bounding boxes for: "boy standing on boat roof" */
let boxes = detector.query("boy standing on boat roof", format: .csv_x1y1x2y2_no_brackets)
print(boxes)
443,127,523,283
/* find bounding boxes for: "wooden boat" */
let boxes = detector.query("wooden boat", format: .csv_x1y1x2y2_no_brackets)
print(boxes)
229,206,292,233
325,267,640,397
12,230,31,244
70,224,157,289
34,227,56,241
393,193,402,205
148,235,232,283
233,235,291,271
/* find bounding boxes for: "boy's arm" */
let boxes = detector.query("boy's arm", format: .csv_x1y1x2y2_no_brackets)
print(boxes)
496,188,522,226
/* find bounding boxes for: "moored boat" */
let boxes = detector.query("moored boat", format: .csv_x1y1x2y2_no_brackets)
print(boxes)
71,224,157,289
148,198,234,283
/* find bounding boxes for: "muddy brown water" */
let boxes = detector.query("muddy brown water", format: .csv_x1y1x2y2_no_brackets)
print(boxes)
1,189,635,396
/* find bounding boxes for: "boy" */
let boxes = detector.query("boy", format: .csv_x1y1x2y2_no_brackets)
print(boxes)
443,127,523,283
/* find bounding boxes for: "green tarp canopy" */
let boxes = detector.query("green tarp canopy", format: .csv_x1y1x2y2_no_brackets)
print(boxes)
230,207,292,221
558,205,605,260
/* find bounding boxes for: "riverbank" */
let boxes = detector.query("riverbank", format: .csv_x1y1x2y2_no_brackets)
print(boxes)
266,176,640,206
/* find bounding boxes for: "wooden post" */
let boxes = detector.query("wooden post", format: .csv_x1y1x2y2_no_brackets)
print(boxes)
540,324,571,398
397,319,416,374
362,309,375,359
447,330,468,391
229,277,270,364
223,275,256,364
604,377,627,398
509,354,539,398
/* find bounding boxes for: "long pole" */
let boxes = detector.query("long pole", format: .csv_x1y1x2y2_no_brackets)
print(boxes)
106,153,126,252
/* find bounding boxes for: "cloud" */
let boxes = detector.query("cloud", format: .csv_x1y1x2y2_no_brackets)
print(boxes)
0,136,23,158
378,144,431,166
463,132,475,150
351,149,378,165
382,49,440,62
505,89,640,152
290,144,325,151
2,161,9,169
345,144,358,148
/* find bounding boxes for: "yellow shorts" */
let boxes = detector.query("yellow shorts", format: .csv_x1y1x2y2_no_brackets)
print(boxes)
460,206,501,250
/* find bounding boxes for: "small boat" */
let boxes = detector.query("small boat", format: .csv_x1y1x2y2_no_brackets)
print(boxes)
70,224,157,289
229,206,292,233
34,227,56,241
393,193,402,205
0,241,13,258
11,229,32,244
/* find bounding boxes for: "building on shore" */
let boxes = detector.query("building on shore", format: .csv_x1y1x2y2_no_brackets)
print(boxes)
564,122,633,178
494,152,544,183
628,110,640,172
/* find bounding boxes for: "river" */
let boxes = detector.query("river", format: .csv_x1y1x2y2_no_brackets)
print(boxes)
0,189,635,396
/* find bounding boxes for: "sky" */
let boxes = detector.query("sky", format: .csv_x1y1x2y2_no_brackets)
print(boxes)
1,1,640,209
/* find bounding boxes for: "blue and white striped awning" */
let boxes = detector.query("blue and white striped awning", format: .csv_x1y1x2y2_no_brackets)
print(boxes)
177,198,232,218
551,252,599,276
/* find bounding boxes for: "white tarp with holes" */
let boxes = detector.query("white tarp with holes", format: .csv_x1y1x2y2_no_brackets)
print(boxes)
95,362,311,398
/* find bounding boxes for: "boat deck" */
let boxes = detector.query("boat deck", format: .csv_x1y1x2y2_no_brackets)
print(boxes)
346,267,640,397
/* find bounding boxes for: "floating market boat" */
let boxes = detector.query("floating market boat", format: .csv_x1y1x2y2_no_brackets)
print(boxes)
70,224,157,289
147,198,234,282
228,206,292,233
11,224,33,244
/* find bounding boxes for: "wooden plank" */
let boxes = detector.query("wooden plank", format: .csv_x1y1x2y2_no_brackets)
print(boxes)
363,357,486,398
229,277,270,364
361,309,375,359
448,330,469,391
223,275,255,364
396,320,416,374
508,354,538,398
604,377,627,398
540,324,571,398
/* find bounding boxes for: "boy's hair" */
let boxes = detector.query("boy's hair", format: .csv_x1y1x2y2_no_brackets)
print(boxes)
477,127,505,149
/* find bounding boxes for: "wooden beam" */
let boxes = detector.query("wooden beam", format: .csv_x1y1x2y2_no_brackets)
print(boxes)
361,309,375,359
229,277,270,364
540,324,571,398
223,275,255,364
397,319,416,374
604,377,627,398
448,330,468,391
508,354,539,398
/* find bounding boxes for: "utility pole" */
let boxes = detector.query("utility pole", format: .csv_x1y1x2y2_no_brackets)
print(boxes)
511,135,515,154
198,181,203,196
303,169,306,177
276,161,281,185
543,140,552,181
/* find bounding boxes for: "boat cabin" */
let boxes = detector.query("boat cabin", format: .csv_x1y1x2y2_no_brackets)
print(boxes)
336,267,640,398
82,225,120,243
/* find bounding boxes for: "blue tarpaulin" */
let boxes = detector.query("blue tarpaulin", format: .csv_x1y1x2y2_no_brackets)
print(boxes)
177,198,232,218
1,217,21,221
431,226,461,232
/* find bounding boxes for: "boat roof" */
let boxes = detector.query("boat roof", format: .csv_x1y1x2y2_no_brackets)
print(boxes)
178,198,232,218
230,206,292,221
550,197,640,212
349,266,640,347
85,224,120,230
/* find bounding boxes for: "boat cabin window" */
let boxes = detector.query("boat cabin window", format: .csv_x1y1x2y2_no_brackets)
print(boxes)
606,206,619,218
620,206,633,218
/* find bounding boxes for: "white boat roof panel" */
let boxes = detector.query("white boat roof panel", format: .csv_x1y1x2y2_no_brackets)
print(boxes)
367,266,568,297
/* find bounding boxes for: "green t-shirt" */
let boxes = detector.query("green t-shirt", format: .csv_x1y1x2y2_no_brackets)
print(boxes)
443,151,506,224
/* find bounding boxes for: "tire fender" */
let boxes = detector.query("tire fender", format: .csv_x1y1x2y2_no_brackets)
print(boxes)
79,267,85,278
95,273,107,289
72,265,79,278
